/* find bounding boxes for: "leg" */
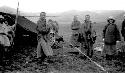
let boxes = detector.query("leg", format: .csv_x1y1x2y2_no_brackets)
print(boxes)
103,44,110,60
111,45,117,60
79,42,87,59
88,43,93,58
37,41,42,58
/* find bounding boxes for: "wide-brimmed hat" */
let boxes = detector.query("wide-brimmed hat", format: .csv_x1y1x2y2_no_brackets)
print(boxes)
107,16,115,23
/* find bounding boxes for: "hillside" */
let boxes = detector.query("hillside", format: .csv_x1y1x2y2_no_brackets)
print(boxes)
0,6,125,41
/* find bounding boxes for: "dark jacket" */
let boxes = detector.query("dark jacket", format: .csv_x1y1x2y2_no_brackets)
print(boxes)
121,20,125,37
103,24,121,45
78,20,95,43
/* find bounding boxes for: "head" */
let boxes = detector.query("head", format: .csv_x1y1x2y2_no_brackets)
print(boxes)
107,16,115,24
123,14,125,19
48,19,53,24
85,14,90,21
73,16,78,21
40,12,46,20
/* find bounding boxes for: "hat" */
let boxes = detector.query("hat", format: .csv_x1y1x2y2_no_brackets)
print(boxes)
107,16,115,23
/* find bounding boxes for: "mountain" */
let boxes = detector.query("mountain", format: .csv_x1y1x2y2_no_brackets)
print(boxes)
0,6,125,24
0,6,17,14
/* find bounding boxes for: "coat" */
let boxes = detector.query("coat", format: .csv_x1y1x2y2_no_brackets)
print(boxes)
36,18,53,58
79,20,93,42
103,23,121,45
36,19,50,35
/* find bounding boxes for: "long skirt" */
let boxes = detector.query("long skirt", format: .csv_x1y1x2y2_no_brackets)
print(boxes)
103,44,117,56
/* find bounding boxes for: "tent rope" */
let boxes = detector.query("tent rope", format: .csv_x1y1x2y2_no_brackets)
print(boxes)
70,44,108,73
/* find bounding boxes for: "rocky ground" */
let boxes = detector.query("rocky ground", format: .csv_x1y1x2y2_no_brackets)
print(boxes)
0,41,125,73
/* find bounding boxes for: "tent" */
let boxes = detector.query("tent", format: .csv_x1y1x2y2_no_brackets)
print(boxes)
0,12,38,47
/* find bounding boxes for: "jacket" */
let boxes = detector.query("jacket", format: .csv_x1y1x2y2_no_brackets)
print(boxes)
36,19,50,35
103,23,121,45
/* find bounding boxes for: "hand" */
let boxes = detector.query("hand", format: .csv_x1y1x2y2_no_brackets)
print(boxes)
103,39,104,41
116,41,120,43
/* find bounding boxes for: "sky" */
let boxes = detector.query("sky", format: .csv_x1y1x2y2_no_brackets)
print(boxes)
0,0,125,13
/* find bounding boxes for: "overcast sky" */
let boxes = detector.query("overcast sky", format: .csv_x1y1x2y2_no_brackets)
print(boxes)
0,0,125,13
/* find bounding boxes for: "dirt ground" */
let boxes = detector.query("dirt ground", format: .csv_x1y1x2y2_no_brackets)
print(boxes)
0,41,125,73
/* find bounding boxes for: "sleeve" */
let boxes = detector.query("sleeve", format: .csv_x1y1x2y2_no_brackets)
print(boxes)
36,20,41,33
55,22,59,33
121,21,125,36
102,24,108,38
115,25,121,41
78,21,81,29
71,22,74,30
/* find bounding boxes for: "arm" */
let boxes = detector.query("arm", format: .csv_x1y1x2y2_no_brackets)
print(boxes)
71,21,74,30
121,21,125,37
115,25,121,41
36,20,42,34
102,24,108,39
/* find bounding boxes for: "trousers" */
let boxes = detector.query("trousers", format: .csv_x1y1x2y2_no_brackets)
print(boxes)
37,35,53,58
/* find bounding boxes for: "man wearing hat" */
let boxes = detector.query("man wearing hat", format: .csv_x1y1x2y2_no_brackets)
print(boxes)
121,14,125,41
102,16,121,60
36,12,53,62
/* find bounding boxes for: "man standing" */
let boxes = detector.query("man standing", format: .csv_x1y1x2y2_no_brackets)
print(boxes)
79,15,95,58
71,16,81,48
103,16,121,60
121,14,125,41
36,12,53,61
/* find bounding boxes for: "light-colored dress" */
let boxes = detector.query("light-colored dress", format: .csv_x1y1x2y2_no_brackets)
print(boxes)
0,23,14,46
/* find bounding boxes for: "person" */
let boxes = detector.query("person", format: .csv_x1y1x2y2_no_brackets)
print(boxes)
47,19,56,46
0,15,15,47
121,14,125,41
36,12,53,62
70,16,81,48
79,15,95,58
102,16,121,60
53,21,59,35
